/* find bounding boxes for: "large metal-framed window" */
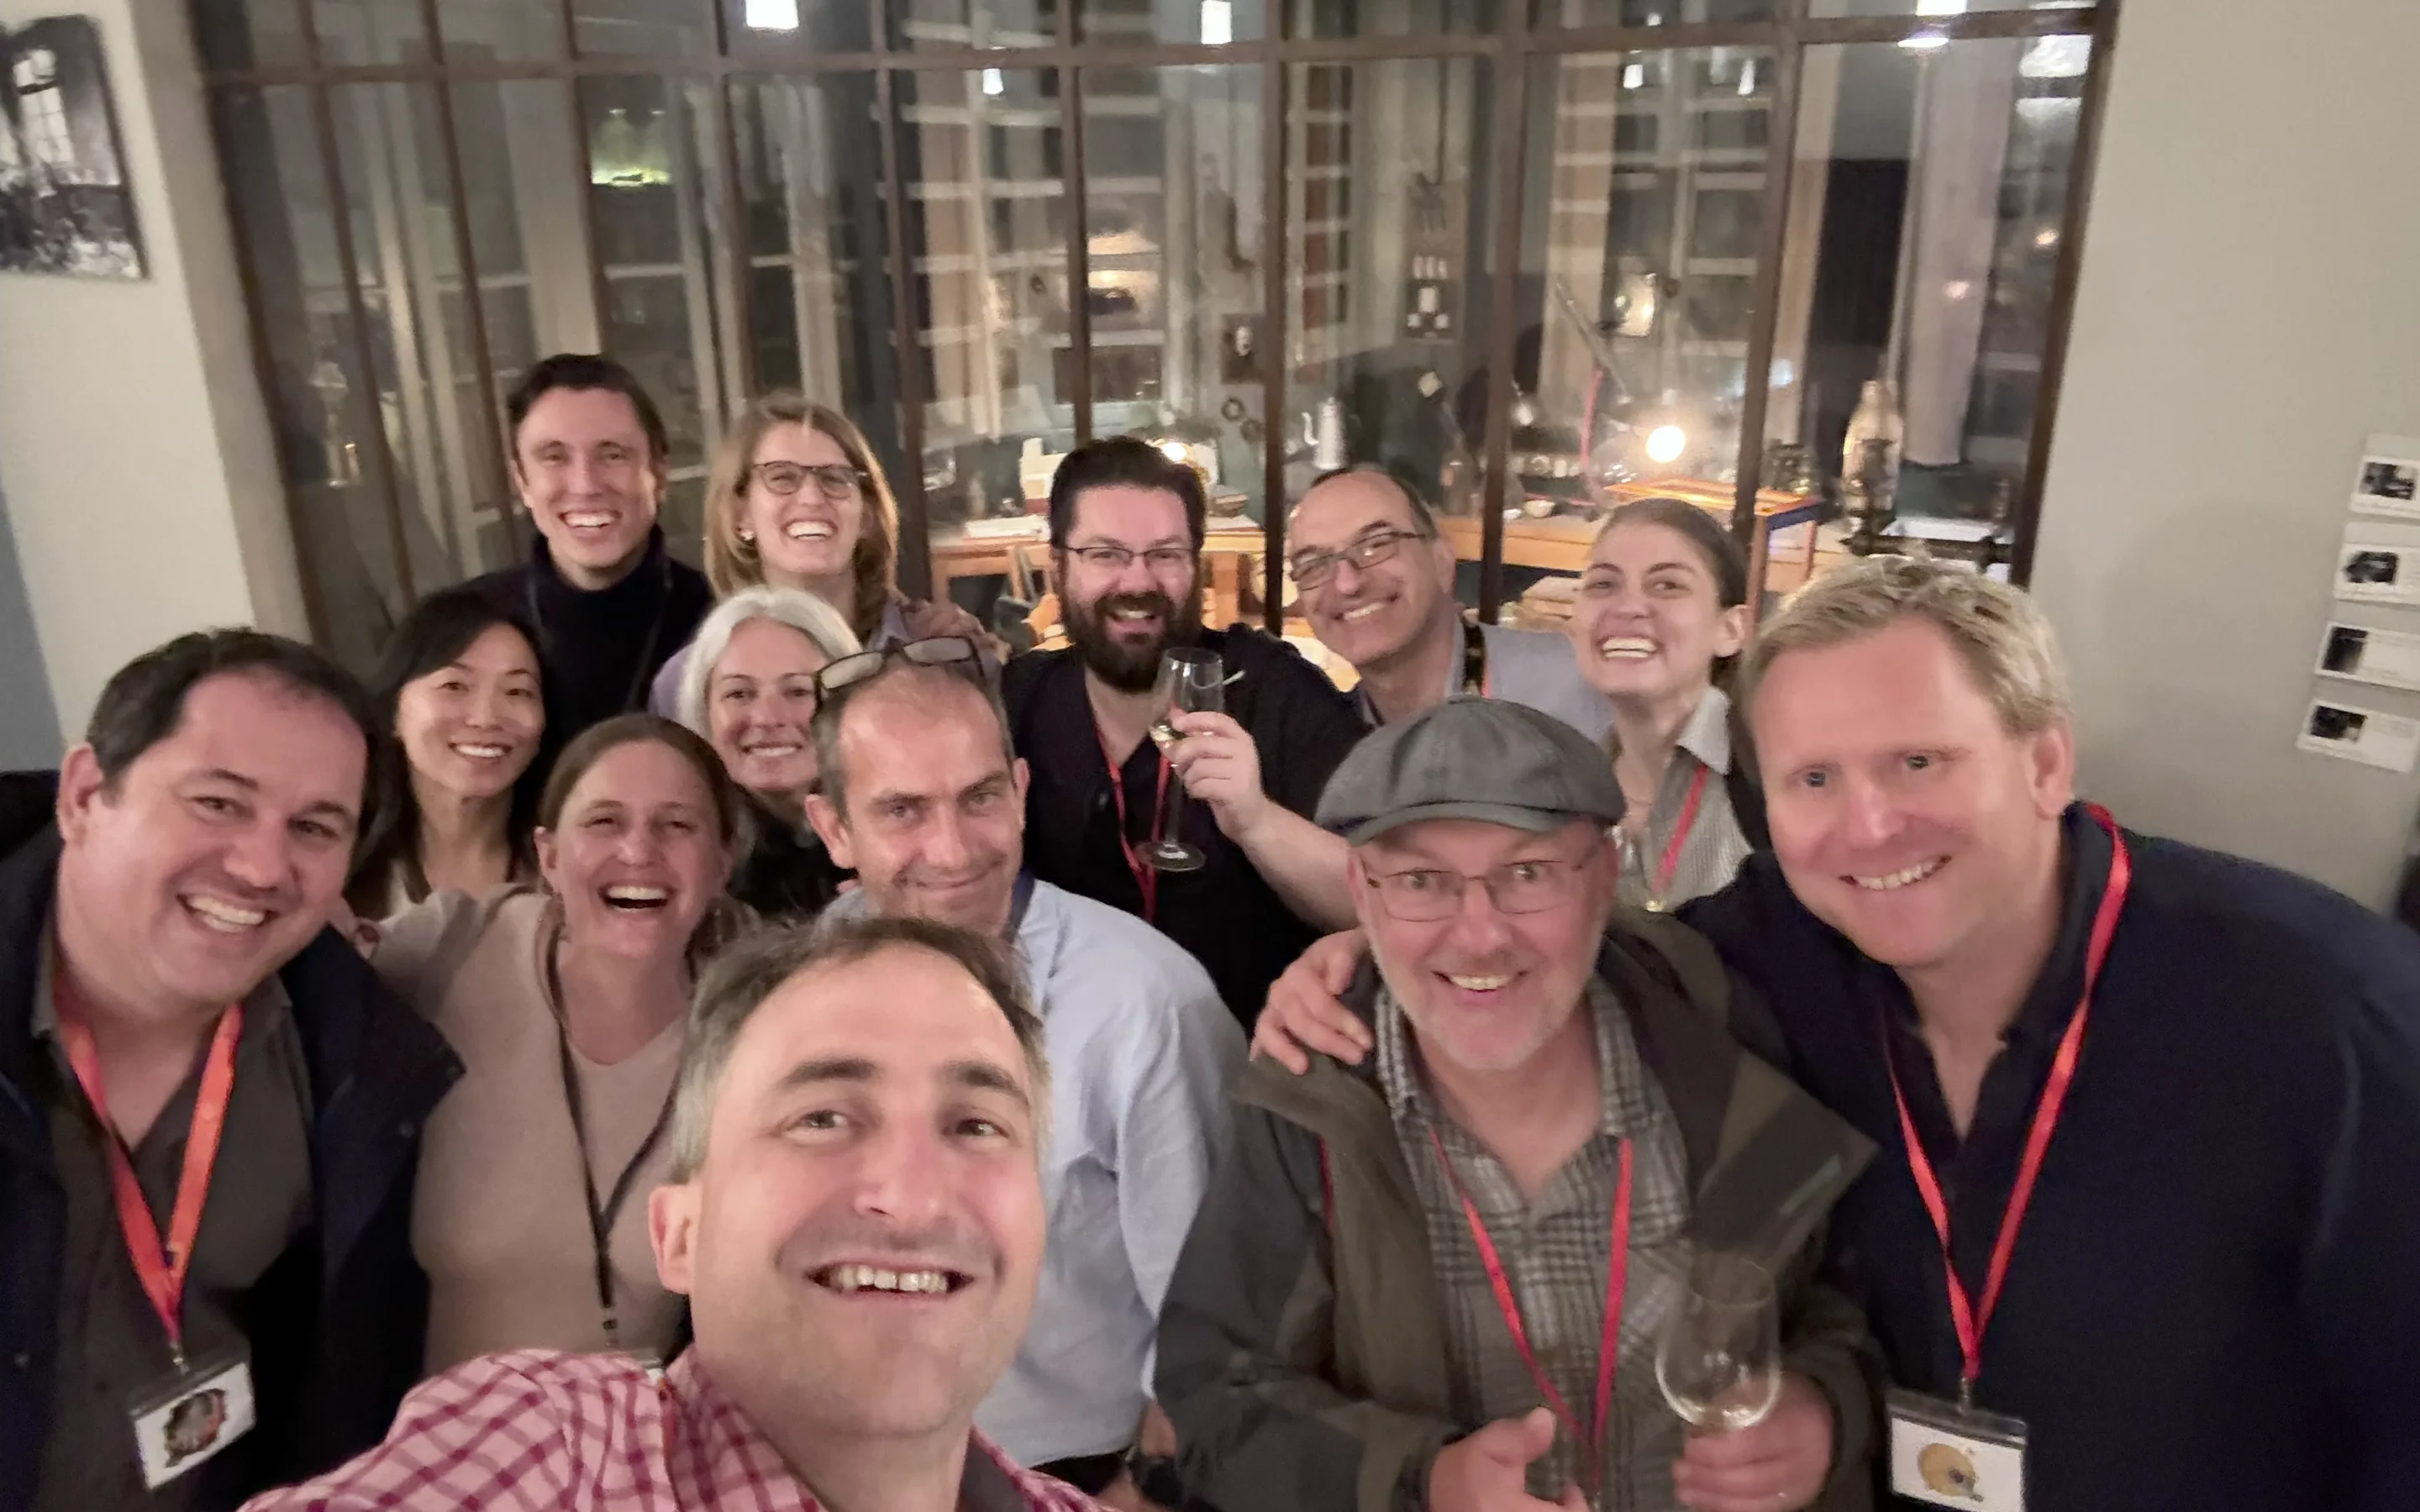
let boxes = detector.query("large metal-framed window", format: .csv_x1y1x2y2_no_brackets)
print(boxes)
190,0,2118,668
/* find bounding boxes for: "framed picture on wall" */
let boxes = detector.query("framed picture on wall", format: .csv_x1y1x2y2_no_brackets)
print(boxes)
0,14,145,281
2334,521,2420,606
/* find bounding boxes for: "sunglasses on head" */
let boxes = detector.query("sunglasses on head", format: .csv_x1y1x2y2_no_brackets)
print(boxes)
811,636,981,702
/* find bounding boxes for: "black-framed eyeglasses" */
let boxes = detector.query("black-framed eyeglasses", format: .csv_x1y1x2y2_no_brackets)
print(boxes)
1362,851,1597,922
1060,543,1197,575
752,461,867,500
1291,528,1426,591
813,636,981,702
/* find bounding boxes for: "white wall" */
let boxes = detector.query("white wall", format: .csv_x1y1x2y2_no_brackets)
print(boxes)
0,0,306,742
2031,0,2420,908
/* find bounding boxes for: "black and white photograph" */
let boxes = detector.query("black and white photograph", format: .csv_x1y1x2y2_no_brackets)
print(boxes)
2317,621,2420,693
2334,521,2420,606
2349,436,2420,519
2297,698,2420,774
0,15,144,280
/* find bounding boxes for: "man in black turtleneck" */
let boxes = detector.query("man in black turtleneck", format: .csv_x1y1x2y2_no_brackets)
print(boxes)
467,354,713,744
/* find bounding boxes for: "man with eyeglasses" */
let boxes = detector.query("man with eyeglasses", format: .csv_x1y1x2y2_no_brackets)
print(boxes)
1291,467,1612,738
1155,697,1874,1512
1002,437,1365,1026
802,637,1243,1509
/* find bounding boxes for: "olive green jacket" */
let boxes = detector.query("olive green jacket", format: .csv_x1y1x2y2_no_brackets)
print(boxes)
1155,915,1878,1512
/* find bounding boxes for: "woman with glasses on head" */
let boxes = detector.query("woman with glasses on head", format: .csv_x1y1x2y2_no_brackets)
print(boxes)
349,586,550,919
649,391,988,715
675,585,862,920
358,715,744,1375
1568,496,1766,911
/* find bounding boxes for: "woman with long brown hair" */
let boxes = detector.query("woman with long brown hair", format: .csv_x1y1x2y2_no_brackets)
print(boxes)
648,392,985,713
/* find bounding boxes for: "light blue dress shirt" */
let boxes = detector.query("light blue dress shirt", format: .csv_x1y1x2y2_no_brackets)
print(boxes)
827,878,1243,1465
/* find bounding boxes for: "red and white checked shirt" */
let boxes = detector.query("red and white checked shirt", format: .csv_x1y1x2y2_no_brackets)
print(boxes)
237,1350,1107,1512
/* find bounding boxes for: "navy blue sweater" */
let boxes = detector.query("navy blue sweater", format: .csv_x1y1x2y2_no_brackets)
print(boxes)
1686,805,2420,1512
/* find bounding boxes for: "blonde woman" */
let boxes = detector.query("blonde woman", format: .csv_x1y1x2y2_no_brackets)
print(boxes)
649,392,986,714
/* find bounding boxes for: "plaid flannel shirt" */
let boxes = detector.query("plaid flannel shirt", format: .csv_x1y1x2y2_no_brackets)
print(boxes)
234,1350,1105,1512
1377,979,1697,1511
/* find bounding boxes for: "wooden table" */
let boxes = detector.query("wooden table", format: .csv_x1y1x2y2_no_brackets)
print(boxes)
1437,480,1825,612
930,519,1275,628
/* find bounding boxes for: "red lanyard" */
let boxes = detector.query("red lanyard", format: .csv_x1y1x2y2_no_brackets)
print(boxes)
55,968,244,1370
1883,802,2130,1404
1428,1126,1634,1500
1096,724,1173,924
1648,764,1712,908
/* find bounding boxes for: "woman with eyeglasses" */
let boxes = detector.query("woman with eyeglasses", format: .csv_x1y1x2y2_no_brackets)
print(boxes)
674,584,862,919
1567,496,1767,911
358,715,744,1375
649,391,987,715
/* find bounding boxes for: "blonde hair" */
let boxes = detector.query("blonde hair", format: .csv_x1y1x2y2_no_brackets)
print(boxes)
674,585,864,738
1742,558,2070,735
702,392,902,643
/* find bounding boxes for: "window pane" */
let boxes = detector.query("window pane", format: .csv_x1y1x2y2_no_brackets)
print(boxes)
580,73,745,553
436,0,568,62
731,76,907,483
191,0,310,71
890,0,1055,52
308,0,429,65
1284,58,1500,623
210,85,402,671
1081,0,1265,45
1535,0,1776,27
1761,36,2090,585
1811,0,2082,17
1292,0,1490,39
1080,63,1268,533
573,0,712,56
896,68,1071,540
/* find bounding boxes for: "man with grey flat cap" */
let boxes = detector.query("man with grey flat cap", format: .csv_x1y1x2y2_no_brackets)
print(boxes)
1154,698,1877,1512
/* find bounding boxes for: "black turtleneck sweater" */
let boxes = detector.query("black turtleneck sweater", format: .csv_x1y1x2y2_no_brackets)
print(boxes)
468,527,712,746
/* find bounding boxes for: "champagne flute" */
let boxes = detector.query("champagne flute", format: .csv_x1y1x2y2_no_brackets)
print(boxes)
1144,648,1223,873
1655,1251,1783,1433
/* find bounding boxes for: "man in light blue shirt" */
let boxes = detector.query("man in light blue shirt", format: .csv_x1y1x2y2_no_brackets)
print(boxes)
806,644,1242,1502
1288,466,1612,740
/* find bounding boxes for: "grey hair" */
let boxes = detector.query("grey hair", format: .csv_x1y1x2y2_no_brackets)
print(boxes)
1742,557,2071,736
676,585,863,738
808,657,1014,817
664,914,1050,1183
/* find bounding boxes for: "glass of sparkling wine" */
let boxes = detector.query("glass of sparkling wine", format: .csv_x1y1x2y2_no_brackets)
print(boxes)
1656,1252,1783,1433
1144,648,1223,873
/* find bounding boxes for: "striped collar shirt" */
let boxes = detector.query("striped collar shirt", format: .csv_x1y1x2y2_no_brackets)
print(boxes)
1376,980,1697,1510
234,1350,1105,1512
1616,687,1752,912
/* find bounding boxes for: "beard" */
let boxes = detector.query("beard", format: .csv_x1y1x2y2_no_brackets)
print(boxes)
1064,584,1204,692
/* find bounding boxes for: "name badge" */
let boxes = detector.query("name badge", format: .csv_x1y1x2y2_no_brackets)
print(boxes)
1887,1387,2027,1512
130,1352,255,1490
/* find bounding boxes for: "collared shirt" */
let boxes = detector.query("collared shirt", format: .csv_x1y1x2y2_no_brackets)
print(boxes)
1682,805,2420,1512
1614,687,1751,912
32,923,316,1512
1355,622,1615,744
233,1350,1107,1512
1376,981,1694,1511
827,879,1243,1464
1003,624,1365,1024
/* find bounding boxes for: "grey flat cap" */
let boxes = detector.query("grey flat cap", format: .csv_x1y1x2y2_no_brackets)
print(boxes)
1317,696,1625,844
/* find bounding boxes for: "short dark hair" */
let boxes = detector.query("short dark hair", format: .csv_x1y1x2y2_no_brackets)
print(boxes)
505,353,670,464
1300,462,1439,541
86,628,385,837
349,587,551,913
809,659,1012,817
665,913,1050,1180
1048,435,1207,550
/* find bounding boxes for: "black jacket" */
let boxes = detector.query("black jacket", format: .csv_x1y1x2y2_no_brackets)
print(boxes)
466,528,712,746
0,775,462,1512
